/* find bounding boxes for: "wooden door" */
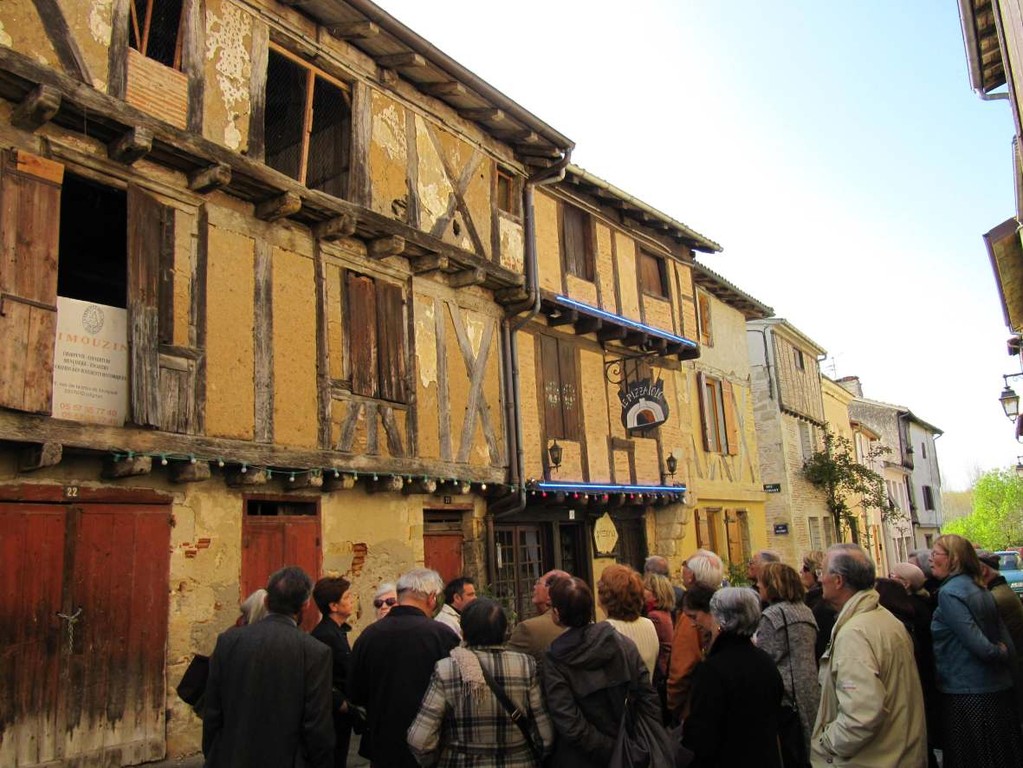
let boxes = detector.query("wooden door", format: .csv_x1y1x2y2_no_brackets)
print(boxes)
424,534,463,585
241,515,320,630
0,502,170,768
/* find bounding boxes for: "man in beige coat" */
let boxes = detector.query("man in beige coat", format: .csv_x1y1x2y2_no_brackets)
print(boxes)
811,543,927,768
506,569,569,662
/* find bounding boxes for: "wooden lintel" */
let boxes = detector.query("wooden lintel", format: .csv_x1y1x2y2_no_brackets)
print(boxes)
548,310,579,327
102,454,152,479
330,21,380,40
188,163,232,193
255,191,302,221
107,126,153,164
422,81,468,98
575,316,602,334
313,214,357,241
377,52,427,69
281,472,323,490
368,235,405,259
170,460,212,484
411,254,448,275
598,325,629,342
322,472,357,492
402,477,438,495
11,84,61,131
461,108,506,123
446,267,486,289
224,467,268,487
18,442,62,472
366,475,404,494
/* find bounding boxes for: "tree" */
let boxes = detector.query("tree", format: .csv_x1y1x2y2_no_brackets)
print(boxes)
942,468,1023,549
801,427,893,544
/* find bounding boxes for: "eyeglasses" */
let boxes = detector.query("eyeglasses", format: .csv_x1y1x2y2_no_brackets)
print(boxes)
373,597,397,609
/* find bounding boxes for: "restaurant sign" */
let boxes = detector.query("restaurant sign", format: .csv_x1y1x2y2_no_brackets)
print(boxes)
619,378,669,432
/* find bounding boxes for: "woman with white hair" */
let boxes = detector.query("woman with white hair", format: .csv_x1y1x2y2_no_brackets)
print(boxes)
666,549,722,722
372,582,398,620
681,587,784,767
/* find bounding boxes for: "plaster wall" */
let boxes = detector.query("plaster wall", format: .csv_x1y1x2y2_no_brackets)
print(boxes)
370,93,409,218
272,246,318,448
0,1,56,70
615,233,640,319
595,222,618,314
534,191,562,295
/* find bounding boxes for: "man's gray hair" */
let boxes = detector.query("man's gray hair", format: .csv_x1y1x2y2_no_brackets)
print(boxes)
397,568,444,599
687,549,724,589
910,549,934,579
826,543,876,591
753,550,781,565
644,556,670,577
710,587,761,637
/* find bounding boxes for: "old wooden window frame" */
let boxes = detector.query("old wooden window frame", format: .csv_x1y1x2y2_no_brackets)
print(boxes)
697,372,738,456
130,0,186,69
342,270,409,405
638,249,668,299
696,289,713,347
559,203,594,281
495,166,520,217
264,44,352,197
538,333,580,441
794,348,805,371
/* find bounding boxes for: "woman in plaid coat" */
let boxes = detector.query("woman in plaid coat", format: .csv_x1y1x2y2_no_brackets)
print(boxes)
407,598,553,767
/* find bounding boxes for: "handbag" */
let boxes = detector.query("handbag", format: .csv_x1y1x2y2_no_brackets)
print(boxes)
478,658,544,763
777,610,809,768
610,690,692,768
176,654,209,708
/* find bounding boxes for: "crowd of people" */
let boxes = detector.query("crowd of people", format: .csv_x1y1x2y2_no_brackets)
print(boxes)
197,534,1023,768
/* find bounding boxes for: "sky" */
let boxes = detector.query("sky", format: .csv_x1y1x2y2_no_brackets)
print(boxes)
374,1,1018,491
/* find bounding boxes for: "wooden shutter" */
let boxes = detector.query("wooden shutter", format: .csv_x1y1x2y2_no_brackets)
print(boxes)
539,334,564,438
561,205,592,279
0,150,63,414
127,186,170,427
559,340,579,439
639,251,665,297
721,379,739,455
346,273,377,397
697,291,712,346
375,279,407,403
696,371,714,452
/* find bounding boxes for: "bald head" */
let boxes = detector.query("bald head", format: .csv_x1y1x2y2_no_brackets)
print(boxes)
823,543,876,610
644,556,670,577
533,569,571,612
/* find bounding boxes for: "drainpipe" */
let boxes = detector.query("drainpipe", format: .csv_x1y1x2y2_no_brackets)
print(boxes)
487,154,571,582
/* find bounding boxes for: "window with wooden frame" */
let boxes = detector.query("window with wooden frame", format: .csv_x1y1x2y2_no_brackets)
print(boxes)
265,47,351,198
799,421,816,461
922,485,935,510
638,250,669,298
697,290,713,346
344,271,408,404
495,167,520,217
794,348,805,371
559,204,594,281
130,0,185,69
695,508,720,554
538,334,580,440
697,372,738,455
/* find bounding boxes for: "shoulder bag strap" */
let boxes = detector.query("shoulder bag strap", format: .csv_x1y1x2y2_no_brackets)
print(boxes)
780,607,799,713
479,656,543,763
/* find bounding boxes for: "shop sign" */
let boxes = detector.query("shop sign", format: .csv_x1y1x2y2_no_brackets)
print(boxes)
593,512,619,555
619,378,669,432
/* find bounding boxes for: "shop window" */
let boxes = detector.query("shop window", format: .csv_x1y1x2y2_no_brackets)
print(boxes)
496,167,520,216
265,48,351,198
344,272,408,403
539,334,579,440
560,204,594,281
639,250,668,298
130,0,185,69
697,290,713,346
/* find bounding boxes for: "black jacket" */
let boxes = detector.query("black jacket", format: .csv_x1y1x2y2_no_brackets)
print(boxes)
203,613,334,768
348,605,459,768
682,632,783,768
541,622,661,768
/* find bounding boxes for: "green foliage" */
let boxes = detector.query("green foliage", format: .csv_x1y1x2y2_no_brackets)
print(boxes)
943,468,1023,550
801,427,893,543
726,560,749,588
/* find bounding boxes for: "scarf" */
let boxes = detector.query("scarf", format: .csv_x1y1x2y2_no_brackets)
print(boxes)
450,646,489,702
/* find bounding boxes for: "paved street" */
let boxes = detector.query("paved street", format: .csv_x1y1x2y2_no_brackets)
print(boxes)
147,742,370,768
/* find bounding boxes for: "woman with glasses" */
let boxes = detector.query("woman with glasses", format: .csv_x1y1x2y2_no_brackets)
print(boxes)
372,582,398,620
929,534,1021,767
800,550,835,660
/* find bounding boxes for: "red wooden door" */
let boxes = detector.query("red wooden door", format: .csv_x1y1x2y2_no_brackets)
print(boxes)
241,516,320,630
424,534,463,585
0,502,170,768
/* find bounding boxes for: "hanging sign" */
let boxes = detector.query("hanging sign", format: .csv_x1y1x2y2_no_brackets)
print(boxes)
619,378,669,431
593,512,619,555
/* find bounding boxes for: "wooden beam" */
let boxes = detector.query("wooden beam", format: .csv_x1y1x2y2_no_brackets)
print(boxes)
330,21,380,40
411,254,448,275
366,475,404,494
18,442,62,472
598,325,629,342
403,477,438,495
421,82,468,98
461,108,506,124
322,472,358,492
11,84,61,131
224,467,268,487
313,214,357,241
102,454,152,479
31,0,92,83
170,460,212,483
495,285,530,305
280,471,323,490
368,235,405,259
377,52,427,69
107,127,153,164
255,191,302,221
548,310,579,327
446,267,486,288
575,316,603,335
188,163,232,193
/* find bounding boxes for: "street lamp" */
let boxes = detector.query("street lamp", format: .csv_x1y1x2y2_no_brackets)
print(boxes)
1016,456,1023,477
1000,374,1023,420
663,452,678,482
548,440,563,472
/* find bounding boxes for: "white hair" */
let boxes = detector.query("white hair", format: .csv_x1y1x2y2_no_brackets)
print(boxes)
710,587,761,637
687,549,724,589
374,582,397,600
396,568,444,599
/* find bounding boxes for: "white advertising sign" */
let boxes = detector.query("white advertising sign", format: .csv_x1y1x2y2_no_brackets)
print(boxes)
51,297,129,426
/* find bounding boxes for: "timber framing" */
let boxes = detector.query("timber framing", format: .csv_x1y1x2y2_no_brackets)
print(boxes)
0,46,524,292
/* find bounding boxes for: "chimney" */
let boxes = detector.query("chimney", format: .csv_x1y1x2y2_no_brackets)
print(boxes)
836,376,863,398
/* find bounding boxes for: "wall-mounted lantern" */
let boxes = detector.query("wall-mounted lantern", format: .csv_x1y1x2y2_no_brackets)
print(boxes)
548,440,563,472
